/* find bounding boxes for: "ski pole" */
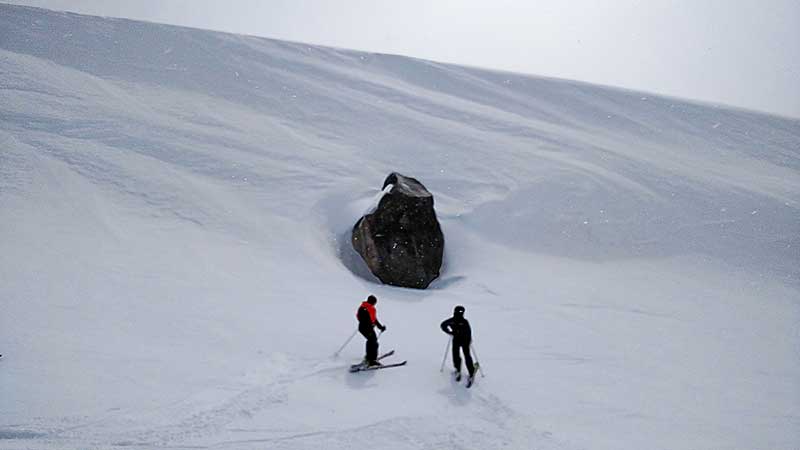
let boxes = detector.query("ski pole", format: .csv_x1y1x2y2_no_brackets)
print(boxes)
333,329,358,358
471,342,486,377
439,336,452,372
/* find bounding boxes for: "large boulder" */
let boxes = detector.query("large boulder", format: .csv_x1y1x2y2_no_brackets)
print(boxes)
352,173,444,289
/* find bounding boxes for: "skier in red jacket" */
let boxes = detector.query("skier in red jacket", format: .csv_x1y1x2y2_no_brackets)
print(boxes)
356,295,386,366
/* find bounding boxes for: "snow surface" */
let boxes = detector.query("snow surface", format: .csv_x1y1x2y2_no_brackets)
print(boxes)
1,4,799,450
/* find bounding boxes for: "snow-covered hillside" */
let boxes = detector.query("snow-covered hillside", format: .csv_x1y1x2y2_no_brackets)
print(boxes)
1,4,798,450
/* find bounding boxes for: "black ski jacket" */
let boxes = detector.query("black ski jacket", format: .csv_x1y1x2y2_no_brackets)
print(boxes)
440,316,472,344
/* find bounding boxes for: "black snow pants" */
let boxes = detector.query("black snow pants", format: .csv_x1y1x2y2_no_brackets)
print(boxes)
359,326,378,362
452,339,475,376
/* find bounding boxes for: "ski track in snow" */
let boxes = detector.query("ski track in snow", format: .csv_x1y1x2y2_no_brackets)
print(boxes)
2,356,569,450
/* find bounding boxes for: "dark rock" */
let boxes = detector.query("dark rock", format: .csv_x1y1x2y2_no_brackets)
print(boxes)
352,173,444,289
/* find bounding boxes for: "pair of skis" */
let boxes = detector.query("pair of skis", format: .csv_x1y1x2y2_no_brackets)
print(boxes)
452,362,480,388
348,350,407,372
348,351,479,389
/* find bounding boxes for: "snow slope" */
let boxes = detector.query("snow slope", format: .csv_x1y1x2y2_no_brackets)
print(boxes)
1,4,799,449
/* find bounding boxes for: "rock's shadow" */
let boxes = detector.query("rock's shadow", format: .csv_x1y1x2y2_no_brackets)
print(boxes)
337,230,382,285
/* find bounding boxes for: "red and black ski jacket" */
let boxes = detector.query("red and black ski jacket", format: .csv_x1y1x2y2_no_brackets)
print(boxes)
357,301,383,331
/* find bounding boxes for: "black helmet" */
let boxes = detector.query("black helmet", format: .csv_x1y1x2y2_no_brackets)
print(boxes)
367,295,377,305
454,305,465,316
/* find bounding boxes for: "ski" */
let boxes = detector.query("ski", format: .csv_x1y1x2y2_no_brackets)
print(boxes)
377,350,394,360
349,350,395,371
350,360,407,372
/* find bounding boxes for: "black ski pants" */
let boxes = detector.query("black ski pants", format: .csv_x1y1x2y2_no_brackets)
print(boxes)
452,339,475,376
359,326,378,361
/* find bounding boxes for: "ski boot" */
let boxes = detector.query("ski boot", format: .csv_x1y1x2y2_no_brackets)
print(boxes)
466,363,479,388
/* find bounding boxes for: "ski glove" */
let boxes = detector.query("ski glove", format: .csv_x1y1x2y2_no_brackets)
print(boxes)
379,324,387,332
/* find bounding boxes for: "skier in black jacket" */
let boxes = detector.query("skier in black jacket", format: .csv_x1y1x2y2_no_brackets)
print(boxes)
440,305,475,381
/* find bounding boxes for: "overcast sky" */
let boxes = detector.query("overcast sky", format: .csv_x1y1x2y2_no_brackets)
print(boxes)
6,0,800,118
